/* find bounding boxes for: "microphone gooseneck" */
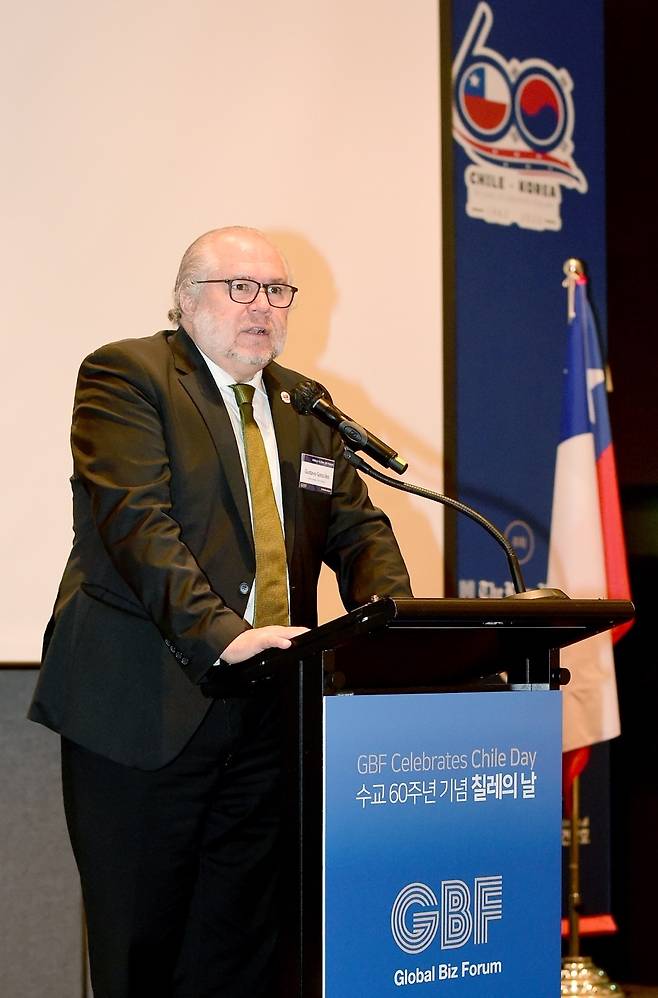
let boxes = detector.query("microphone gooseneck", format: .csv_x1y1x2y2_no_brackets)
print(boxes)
342,447,528,595
291,379,533,594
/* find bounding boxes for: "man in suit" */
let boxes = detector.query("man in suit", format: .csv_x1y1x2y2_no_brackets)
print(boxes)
29,226,412,997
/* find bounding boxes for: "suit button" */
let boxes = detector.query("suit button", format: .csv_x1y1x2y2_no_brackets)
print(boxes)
239,582,250,596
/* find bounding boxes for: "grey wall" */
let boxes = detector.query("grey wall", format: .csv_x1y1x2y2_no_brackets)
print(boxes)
1,669,83,998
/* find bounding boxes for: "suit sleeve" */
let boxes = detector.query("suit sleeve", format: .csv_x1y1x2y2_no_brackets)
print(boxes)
322,427,413,608
71,343,248,682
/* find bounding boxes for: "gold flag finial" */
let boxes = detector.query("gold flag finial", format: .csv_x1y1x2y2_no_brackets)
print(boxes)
562,258,585,320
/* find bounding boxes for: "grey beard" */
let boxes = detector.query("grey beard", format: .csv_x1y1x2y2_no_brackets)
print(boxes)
225,342,281,368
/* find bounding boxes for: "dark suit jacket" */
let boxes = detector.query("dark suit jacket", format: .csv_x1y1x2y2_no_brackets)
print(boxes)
29,328,411,768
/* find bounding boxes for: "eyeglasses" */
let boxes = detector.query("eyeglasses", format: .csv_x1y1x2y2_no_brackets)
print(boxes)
193,278,298,308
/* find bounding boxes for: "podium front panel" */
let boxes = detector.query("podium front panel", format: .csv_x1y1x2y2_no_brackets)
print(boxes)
324,690,561,997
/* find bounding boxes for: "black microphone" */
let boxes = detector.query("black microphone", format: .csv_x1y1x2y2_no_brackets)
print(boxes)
290,379,408,475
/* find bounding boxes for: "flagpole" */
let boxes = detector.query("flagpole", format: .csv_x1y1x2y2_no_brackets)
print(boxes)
567,774,581,958
558,258,625,997
560,775,624,995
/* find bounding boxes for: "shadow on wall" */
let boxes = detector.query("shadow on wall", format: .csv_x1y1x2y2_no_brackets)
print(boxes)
268,229,445,607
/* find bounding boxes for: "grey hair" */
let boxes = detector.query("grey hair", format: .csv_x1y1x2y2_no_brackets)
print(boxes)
167,226,287,326
167,238,212,325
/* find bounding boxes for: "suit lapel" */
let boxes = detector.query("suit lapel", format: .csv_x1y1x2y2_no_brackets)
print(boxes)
169,328,253,551
264,365,299,564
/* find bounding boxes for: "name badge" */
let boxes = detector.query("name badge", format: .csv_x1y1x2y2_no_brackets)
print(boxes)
299,453,334,494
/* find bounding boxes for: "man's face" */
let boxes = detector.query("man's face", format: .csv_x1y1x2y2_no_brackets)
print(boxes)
183,232,290,381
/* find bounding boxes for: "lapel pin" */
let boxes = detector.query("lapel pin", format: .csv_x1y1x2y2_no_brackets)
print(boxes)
280,391,291,404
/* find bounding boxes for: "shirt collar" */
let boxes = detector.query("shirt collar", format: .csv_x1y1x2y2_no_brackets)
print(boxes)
197,348,265,396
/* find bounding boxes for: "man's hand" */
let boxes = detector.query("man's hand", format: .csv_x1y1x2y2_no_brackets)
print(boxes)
221,626,309,664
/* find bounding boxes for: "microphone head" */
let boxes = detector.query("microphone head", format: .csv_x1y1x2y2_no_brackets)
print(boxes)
290,379,327,415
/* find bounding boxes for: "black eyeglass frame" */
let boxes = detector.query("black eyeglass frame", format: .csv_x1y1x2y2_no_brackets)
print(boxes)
193,278,299,308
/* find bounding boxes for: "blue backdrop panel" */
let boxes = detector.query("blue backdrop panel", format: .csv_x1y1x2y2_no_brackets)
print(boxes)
450,0,606,595
450,0,611,919
324,691,561,996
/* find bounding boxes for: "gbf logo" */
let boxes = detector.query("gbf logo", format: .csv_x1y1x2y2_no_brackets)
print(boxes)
452,2,586,230
391,877,503,954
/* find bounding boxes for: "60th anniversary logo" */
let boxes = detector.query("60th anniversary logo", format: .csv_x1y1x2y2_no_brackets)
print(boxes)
453,1,587,231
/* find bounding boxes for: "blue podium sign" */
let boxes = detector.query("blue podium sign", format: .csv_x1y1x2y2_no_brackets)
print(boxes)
324,691,561,996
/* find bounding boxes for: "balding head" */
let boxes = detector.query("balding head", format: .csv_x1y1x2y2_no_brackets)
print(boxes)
172,226,293,380
168,227,288,325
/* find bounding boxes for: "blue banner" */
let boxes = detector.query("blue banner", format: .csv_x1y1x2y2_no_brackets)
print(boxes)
451,0,606,596
324,691,561,995
450,0,611,919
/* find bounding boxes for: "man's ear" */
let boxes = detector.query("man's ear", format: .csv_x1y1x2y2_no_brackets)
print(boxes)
179,278,198,317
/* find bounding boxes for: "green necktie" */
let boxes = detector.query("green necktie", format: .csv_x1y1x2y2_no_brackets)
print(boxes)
231,383,289,627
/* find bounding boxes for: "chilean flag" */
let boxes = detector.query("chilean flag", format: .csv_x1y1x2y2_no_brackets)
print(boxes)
547,277,632,756
463,66,509,131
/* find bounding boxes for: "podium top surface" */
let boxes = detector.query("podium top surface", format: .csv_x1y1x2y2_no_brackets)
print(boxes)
203,596,634,694
380,596,633,630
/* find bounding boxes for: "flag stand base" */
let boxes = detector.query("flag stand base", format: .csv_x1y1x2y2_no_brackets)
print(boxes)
562,776,625,995
560,956,625,995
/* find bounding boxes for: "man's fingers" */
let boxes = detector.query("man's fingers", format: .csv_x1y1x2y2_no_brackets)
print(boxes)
252,625,309,649
270,625,309,640
221,625,310,664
